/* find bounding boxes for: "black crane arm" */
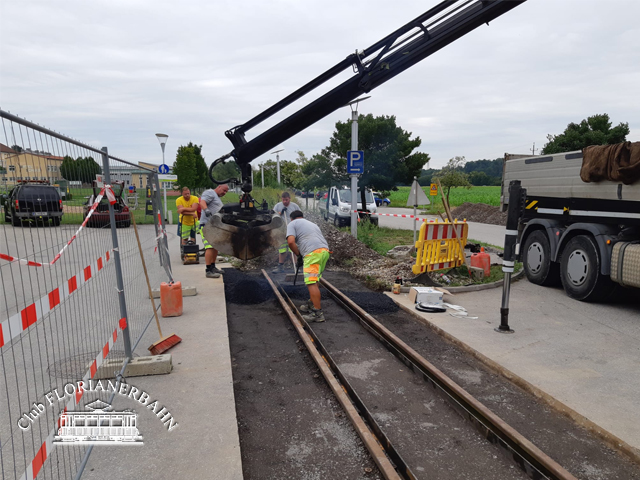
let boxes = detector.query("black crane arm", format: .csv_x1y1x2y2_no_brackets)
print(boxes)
210,0,526,190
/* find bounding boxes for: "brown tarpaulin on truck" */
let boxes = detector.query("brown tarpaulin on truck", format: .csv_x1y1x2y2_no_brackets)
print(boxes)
581,141,640,184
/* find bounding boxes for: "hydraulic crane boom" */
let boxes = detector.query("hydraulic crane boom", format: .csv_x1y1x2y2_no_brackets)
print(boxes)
210,0,526,186
204,0,527,260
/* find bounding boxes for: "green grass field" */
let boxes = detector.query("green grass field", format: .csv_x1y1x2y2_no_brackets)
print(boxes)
342,220,415,256
388,185,501,212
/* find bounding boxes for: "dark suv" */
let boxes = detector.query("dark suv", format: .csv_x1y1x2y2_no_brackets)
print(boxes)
2,182,63,226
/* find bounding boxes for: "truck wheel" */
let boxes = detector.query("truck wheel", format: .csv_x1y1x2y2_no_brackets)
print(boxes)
333,214,341,227
52,217,61,226
522,230,559,286
560,235,614,302
12,215,21,227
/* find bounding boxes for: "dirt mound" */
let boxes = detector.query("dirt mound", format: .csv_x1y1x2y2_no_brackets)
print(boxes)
233,211,416,290
452,202,507,226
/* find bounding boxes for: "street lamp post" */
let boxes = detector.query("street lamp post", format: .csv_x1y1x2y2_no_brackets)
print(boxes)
271,149,284,185
346,96,371,239
155,133,168,221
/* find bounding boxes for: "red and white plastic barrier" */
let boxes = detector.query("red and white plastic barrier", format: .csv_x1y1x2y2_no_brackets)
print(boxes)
0,250,112,348
18,317,127,480
0,185,116,268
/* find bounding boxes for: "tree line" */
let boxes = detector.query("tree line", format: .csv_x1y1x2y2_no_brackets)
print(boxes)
60,156,102,183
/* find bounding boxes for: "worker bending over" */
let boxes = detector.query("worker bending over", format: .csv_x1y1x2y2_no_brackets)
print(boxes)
286,210,330,322
199,184,229,278
272,191,301,273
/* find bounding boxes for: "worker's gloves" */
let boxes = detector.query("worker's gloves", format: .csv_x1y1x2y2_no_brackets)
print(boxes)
281,207,287,213
296,254,304,270
204,210,212,218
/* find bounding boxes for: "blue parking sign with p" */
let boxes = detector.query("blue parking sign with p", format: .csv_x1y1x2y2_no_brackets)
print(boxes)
347,150,364,174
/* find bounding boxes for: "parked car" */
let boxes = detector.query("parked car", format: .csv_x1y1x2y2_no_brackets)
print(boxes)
84,180,130,228
319,186,378,227
373,192,391,207
2,181,63,226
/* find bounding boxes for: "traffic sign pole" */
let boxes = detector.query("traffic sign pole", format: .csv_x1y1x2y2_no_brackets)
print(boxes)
350,110,358,239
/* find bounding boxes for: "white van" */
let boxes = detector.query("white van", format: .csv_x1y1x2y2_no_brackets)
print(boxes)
320,186,378,227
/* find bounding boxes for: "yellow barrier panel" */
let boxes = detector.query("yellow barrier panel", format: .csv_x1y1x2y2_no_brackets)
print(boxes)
412,219,468,275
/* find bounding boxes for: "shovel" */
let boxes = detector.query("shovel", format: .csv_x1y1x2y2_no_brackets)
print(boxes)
286,260,301,284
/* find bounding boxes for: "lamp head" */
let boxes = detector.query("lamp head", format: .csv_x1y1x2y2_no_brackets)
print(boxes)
155,133,168,152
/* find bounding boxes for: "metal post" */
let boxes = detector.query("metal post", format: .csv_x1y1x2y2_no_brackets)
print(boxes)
153,173,174,282
150,173,163,268
261,163,264,188
271,148,284,186
101,147,133,359
496,180,524,334
161,147,167,221
413,176,418,244
350,109,358,239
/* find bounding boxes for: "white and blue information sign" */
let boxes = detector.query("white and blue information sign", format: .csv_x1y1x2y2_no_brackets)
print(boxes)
158,164,170,174
347,150,364,174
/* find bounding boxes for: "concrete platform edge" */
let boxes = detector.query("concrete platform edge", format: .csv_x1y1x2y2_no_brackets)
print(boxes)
390,296,640,466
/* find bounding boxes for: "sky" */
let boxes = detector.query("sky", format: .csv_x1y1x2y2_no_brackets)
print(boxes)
1,0,639,171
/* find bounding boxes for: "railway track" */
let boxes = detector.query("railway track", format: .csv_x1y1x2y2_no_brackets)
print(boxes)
262,269,578,480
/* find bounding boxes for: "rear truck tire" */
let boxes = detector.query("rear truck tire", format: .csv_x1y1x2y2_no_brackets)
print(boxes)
371,216,379,227
522,230,559,286
116,220,131,228
560,235,615,302
334,214,341,228
12,215,21,227
52,217,61,226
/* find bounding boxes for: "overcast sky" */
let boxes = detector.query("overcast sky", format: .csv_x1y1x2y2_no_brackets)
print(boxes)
1,0,639,170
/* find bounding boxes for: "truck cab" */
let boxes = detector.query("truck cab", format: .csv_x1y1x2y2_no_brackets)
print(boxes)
320,186,378,227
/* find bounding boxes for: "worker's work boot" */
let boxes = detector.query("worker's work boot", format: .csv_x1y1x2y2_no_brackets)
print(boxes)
272,263,285,274
301,308,325,323
205,266,220,278
298,300,314,313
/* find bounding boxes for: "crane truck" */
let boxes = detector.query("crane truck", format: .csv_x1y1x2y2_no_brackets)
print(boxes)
502,143,640,302
201,0,528,260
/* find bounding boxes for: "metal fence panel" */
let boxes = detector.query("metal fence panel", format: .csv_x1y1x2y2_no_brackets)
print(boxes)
0,110,170,480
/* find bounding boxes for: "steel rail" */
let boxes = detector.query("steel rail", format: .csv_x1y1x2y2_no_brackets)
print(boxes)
319,277,578,480
262,270,404,480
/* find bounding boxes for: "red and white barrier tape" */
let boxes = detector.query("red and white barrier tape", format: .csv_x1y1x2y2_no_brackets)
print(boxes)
354,210,466,224
0,250,112,348
18,317,127,480
0,186,116,268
